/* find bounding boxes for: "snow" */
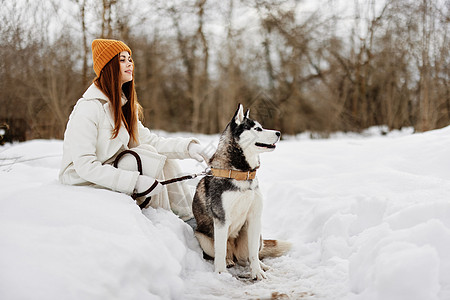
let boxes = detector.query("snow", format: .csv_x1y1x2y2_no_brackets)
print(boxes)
1,126,450,299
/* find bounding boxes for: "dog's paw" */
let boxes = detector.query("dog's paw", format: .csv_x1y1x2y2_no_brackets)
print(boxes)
215,262,228,274
226,258,235,268
251,268,267,280
260,261,270,271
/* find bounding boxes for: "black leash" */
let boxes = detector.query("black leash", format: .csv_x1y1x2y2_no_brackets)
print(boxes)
113,149,209,209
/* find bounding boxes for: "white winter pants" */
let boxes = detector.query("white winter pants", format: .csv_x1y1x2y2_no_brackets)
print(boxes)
114,145,194,221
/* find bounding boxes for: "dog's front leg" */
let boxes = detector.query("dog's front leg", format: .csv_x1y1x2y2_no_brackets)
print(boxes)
247,197,266,280
214,219,229,274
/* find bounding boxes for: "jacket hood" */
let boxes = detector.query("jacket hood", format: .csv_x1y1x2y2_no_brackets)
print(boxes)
82,83,128,106
82,84,109,102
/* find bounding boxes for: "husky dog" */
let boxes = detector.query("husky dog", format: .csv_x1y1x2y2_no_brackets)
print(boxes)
192,104,291,280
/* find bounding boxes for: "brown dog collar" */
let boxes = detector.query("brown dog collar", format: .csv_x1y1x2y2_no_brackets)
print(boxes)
210,167,257,181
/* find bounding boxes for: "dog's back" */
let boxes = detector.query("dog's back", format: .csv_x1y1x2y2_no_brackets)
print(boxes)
192,176,216,239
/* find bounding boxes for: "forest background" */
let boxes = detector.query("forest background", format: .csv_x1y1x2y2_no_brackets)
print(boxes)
0,0,448,141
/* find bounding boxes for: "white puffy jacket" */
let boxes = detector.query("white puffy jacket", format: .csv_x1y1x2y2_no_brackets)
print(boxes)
59,84,198,195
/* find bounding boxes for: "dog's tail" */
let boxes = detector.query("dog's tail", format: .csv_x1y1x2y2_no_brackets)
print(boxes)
259,239,292,259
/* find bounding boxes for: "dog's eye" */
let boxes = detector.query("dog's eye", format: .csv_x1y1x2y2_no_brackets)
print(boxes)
254,127,263,132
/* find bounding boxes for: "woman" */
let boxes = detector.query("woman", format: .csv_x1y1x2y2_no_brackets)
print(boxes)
59,38,208,221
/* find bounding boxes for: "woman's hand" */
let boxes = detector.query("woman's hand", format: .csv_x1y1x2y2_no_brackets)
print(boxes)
188,143,210,163
134,175,163,197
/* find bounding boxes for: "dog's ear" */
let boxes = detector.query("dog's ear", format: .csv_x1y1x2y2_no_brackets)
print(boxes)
233,104,245,125
244,109,250,119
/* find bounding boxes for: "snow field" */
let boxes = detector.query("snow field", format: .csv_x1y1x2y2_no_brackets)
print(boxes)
260,127,450,299
1,126,450,299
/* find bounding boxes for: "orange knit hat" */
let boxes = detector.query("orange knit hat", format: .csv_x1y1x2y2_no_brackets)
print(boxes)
91,39,132,76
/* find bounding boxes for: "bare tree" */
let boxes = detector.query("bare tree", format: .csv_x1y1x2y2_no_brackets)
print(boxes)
1,0,449,141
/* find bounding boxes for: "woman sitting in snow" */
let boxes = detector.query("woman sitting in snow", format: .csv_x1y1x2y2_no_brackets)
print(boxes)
59,38,208,222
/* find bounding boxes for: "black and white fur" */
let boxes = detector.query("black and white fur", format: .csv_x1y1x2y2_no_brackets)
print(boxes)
192,104,290,280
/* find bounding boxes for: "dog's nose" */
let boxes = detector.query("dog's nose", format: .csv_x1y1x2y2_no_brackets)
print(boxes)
276,131,281,137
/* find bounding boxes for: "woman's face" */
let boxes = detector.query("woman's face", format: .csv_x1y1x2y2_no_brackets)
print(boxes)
119,51,133,85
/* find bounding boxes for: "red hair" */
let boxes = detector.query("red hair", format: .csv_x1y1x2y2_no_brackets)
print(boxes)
93,54,142,143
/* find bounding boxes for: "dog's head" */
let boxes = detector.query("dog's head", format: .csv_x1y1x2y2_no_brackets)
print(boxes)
230,104,281,153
